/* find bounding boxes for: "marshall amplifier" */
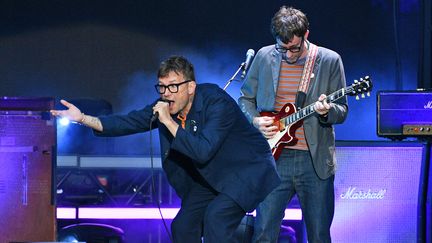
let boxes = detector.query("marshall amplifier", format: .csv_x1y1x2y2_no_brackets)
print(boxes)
377,90,432,139
332,142,424,242
0,97,56,242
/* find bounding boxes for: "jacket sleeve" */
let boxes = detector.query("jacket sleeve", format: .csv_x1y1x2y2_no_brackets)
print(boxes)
94,103,157,137
319,53,348,125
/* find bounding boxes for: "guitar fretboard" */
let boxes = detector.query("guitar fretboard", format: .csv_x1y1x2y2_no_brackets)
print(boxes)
284,87,349,125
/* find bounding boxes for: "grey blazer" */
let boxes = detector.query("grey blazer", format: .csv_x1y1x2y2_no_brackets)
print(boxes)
238,44,348,179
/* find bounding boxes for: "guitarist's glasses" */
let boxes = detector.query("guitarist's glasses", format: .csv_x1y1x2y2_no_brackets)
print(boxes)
275,37,304,53
154,80,193,94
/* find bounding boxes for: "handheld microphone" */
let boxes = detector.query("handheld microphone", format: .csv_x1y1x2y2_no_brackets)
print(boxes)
241,49,255,79
151,112,159,122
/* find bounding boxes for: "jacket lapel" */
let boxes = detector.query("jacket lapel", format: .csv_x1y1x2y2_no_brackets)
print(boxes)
271,49,282,93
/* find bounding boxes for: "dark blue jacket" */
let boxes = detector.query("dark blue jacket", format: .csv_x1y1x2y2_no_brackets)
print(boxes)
96,83,280,211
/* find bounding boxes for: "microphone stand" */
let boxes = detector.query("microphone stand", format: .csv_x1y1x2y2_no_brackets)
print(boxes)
223,62,245,91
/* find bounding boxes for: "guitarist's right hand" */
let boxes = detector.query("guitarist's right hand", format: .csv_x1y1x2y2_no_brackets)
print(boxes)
253,116,278,139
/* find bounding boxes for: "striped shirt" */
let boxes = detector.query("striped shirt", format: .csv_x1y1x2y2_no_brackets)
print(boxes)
274,60,309,151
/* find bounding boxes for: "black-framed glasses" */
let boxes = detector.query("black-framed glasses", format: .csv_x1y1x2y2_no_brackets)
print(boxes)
275,37,304,53
154,80,193,94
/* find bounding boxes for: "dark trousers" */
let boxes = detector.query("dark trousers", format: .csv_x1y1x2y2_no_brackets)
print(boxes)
171,182,246,243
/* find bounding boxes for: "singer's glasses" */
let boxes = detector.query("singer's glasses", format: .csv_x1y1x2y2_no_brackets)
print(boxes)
154,80,193,94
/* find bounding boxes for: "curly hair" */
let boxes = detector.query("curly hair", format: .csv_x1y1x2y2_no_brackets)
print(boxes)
271,6,309,44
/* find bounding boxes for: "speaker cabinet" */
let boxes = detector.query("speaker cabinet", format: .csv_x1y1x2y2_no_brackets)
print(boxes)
332,142,424,242
0,97,56,242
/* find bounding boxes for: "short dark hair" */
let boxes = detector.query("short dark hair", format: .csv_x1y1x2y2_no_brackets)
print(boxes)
271,6,309,44
157,55,195,81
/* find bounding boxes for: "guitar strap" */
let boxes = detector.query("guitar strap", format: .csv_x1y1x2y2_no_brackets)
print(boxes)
296,43,318,108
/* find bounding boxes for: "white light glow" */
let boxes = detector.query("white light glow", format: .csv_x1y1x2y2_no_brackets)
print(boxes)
56,207,302,220
57,207,77,219
59,117,70,126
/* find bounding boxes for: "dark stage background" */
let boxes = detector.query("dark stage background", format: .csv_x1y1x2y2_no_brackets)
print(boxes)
0,0,423,155
1,1,430,243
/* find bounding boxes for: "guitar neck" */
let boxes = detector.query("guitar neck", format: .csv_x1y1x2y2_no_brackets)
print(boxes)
285,87,348,125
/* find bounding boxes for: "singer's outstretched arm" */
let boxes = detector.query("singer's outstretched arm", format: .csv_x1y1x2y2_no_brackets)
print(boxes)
50,99,103,132
80,114,104,132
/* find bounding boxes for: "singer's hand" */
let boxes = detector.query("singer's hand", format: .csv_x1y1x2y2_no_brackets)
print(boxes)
152,101,171,124
253,116,278,139
50,99,83,122
153,101,179,137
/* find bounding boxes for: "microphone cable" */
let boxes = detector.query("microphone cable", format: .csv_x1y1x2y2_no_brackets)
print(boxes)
149,118,173,242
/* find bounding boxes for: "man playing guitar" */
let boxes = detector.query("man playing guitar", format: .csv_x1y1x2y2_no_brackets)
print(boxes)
238,6,349,243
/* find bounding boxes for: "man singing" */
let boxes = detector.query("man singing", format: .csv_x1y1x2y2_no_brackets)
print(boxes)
51,55,280,243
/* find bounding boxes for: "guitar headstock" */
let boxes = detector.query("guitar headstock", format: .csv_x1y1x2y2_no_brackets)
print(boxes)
347,76,373,100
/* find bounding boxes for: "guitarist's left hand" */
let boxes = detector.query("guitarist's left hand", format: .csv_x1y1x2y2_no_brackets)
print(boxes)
314,94,331,116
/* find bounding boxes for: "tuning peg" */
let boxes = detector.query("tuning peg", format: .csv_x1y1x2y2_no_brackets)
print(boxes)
354,79,359,83
361,93,365,98
356,95,360,100
367,92,370,97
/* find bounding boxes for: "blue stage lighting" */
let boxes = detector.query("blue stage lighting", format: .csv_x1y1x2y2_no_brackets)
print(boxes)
59,234,80,242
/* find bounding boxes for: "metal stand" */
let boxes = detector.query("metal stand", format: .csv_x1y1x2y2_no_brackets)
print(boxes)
56,163,166,206
56,169,118,205
223,62,245,91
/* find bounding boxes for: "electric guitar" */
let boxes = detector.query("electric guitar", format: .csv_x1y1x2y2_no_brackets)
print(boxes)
260,76,373,160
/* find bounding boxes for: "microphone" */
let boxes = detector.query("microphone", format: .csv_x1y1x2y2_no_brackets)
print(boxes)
241,49,255,79
151,112,159,122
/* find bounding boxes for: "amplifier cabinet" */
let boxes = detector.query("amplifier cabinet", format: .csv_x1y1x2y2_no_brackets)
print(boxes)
0,97,56,243
377,91,432,138
332,142,424,242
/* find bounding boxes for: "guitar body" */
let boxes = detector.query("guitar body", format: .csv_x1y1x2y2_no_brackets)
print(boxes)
258,76,372,160
260,103,303,160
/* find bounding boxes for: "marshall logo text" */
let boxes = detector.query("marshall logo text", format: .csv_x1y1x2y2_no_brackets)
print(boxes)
340,187,386,200
424,101,432,109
